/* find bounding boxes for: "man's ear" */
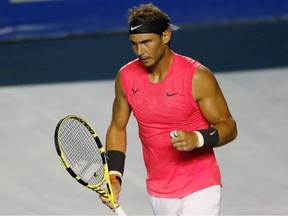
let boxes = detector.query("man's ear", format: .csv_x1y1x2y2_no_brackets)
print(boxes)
162,29,171,44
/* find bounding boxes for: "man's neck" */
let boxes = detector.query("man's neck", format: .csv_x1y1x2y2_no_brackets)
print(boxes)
148,49,174,83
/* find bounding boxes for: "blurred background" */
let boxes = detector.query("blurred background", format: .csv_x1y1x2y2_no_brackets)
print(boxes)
0,0,288,215
1,0,288,85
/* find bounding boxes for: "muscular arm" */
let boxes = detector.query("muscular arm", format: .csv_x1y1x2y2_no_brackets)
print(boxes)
100,71,131,210
192,65,237,147
106,71,131,153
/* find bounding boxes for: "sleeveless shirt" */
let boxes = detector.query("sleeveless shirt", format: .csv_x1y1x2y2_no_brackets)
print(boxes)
120,53,221,198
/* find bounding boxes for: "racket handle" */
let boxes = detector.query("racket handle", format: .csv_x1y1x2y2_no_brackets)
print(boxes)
115,205,127,216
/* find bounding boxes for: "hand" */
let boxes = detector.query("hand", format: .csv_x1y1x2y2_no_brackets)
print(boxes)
170,130,199,151
99,177,122,211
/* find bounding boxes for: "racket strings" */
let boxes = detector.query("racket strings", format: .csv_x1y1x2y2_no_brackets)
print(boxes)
58,118,105,185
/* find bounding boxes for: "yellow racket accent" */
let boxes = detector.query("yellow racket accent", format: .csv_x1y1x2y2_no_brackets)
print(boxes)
54,115,119,208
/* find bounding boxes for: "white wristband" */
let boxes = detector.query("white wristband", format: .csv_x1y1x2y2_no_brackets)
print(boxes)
194,131,204,148
109,170,122,178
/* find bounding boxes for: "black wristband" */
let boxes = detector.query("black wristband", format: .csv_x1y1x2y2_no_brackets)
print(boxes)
197,128,219,147
106,150,126,176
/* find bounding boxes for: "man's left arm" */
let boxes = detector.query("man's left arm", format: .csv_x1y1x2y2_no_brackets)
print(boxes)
192,65,238,147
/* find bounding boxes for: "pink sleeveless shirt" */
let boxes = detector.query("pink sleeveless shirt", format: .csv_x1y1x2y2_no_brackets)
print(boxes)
120,53,221,198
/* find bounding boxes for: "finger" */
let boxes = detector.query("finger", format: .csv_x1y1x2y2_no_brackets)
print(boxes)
99,195,116,210
172,140,194,151
171,140,183,149
99,195,109,204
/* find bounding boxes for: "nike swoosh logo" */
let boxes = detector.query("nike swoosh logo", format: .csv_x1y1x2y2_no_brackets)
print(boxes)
130,24,143,31
210,130,216,136
166,92,179,97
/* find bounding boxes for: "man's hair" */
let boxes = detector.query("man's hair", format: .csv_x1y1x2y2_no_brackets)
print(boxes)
128,3,171,27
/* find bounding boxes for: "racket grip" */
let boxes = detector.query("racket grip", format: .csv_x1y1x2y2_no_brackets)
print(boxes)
115,205,127,216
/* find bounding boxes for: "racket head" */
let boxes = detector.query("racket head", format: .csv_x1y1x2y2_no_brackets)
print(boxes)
54,115,108,190
54,115,125,213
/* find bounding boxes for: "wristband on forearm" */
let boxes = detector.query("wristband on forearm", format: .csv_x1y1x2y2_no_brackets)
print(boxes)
106,150,126,176
195,128,219,148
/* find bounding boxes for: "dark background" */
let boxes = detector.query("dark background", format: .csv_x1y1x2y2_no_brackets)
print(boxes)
1,0,288,86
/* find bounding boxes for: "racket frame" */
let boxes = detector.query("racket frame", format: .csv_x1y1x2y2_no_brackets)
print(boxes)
54,115,117,206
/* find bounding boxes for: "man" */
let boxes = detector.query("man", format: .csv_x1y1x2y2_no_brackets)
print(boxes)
101,3,237,215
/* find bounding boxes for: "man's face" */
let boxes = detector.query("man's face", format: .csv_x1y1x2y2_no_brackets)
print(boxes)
129,33,165,68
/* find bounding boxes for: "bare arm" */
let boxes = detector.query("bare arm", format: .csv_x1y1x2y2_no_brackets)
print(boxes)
100,71,131,210
171,65,237,151
193,65,237,147
106,71,131,152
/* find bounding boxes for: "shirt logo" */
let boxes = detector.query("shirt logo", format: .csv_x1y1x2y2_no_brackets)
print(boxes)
132,88,139,94
166,92,178,97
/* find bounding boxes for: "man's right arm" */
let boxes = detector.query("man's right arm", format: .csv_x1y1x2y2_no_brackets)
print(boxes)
106,70,131,153
101,71,131,210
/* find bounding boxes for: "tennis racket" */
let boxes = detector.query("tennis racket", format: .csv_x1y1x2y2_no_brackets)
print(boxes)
54,115,127,216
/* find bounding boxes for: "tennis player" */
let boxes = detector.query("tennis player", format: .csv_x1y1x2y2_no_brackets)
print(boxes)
101,3,238,215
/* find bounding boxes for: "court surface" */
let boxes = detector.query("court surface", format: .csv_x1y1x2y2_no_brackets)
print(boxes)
0,66,287,215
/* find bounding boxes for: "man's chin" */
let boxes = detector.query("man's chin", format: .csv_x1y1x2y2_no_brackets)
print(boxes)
140,59,153,67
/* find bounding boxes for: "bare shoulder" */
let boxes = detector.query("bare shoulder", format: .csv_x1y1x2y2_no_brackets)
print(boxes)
192,65,221,101
193,65,216,83
114,70,125,96
114,70,131,109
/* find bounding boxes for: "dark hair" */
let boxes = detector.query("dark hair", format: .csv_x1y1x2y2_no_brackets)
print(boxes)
128,3,171,27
